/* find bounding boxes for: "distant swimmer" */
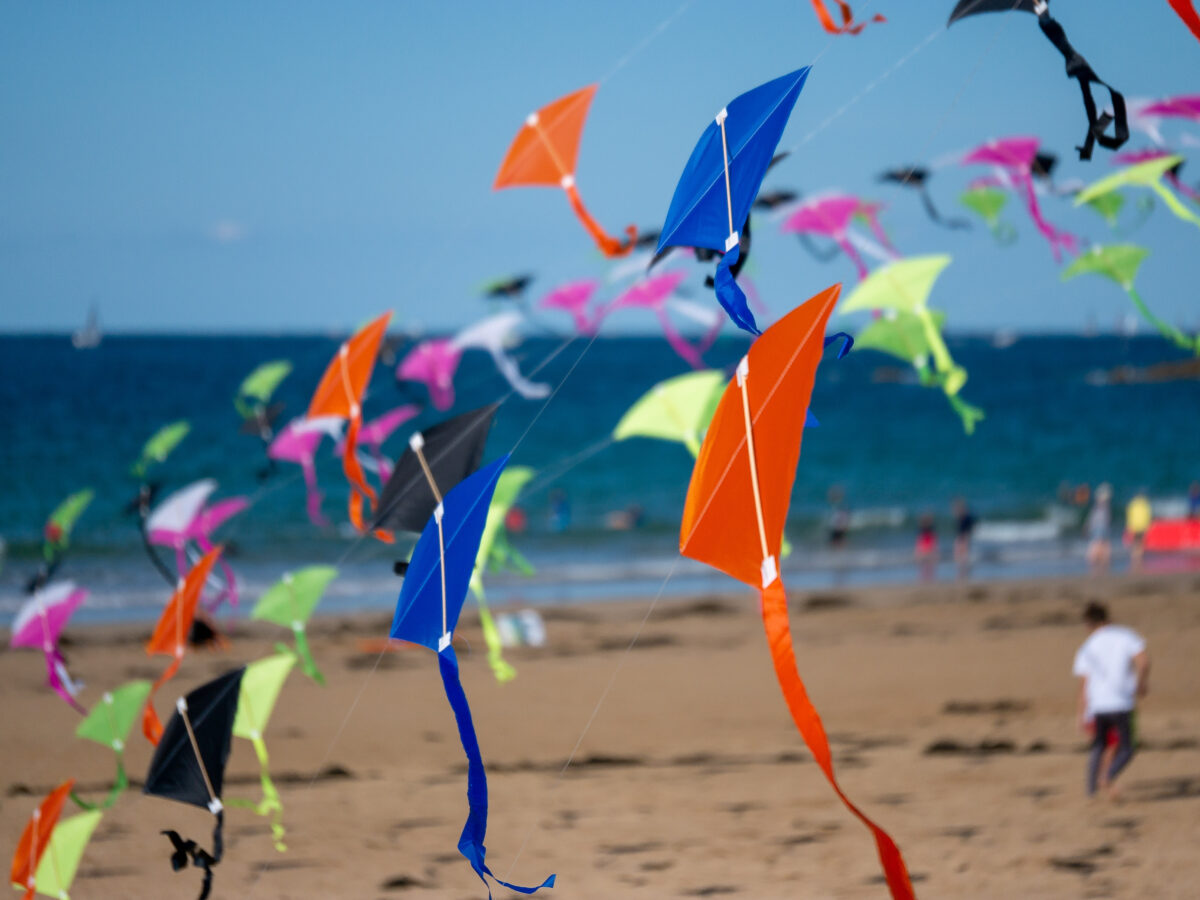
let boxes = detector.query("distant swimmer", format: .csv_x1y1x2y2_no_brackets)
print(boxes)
1124,489,1152,572
952,497,976,580
1074,602,1149,799
915,512,938,581
1086,483,1113,573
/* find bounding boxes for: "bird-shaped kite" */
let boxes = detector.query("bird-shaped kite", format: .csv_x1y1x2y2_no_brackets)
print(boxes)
538,280,604,335
251,566,338,685
142,547,223,745
948,1,1128,160
1169,0,1200,43
389,455,555,895
468,465,536,683
1075,154,1200,232
613,370,726,457
962,138,1080,260
494,84,635,258
144,667,245,900
657,67,811,334
131,421,190,481
810,0,884,34
267,416,344,528
1062,245,1198,355
307,312,391,530
10,582,88,712
229,653,295,852
25,489,93,593
959,181,1016,243
235,360,291,444
10,780,75,900
604,271,724,370
842,255,984,434
147,480,247,611
14,808,102,900
680,286,914,899
72,680,153,810
878,165,972,230
780,193,899,280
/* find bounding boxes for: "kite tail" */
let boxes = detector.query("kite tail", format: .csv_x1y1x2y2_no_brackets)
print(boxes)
474,589,517,683
438,648,555,896
342,413,376,531
299,459,328,528
713,244,760,335
990,220,1018,246
1166,173,1200,206
242,736,287,851
862,212,899,258
920,188,971,231
760,580,915,900
739,274,771,320
562,183,635,258
291,626,326,685
947,393,985,435
1149,180,1200,231
197,537,239,610
45,649,86,713
143,655,183,745
1169,0,1200,43
835,236,871,281
70,758,128,810
654,308,706,370
1125,287,1199,355
1014,174,1078,261
810,0,884,34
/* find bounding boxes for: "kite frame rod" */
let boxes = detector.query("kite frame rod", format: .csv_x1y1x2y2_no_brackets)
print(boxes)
736,360,771,564
180,704,221,811
717,110,736,248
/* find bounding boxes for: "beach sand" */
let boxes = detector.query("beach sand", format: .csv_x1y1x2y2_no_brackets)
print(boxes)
3,571,1200,899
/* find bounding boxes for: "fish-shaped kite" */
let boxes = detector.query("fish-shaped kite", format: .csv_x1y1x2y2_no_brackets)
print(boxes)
144,667,245,900
810,0,884,34
603,271,723,369
1075,154,1200,232
657,67,812,334
9,582,88,712
72,680,153,810
307,312,391,530
268,416,344,528
1063,245,1198,355
251,566,338,685
229,653,296,851
10,780,75,900
948,1,1128,160
680,286,914,898
494,85,636,258
389,455,555,895
780,193,899,280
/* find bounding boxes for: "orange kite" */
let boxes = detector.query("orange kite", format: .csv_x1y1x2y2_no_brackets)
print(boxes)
10,779,73,900
680,284,914,900
1169,0,1200,43
812,0,885,34
494,84,636,258
307,312,392,531
142,546,222,744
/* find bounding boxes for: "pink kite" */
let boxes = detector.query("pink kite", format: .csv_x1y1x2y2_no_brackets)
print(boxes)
538,280,604,335
603,271,722,369
146,479,248,610
1129,95,1200,145
780,193,898,280
335,404,420,482
10,582,88,712
962,137,1080,261
268,415,344,527
1115,148,1200,204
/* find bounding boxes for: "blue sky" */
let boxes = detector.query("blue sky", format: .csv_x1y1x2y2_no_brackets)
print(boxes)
1,1,1197,333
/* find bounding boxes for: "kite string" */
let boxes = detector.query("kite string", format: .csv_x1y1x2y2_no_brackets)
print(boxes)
596,0,697,87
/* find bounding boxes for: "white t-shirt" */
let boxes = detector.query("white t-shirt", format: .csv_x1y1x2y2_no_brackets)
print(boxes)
1073,625,1146,717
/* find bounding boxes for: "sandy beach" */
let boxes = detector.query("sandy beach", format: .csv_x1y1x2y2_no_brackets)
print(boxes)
3,570,1199,899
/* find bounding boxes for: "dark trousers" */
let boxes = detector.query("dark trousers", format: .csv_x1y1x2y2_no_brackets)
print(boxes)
1087,711,1135,795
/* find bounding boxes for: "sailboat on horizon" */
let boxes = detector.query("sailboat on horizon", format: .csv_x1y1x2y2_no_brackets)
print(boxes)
71,304,102,349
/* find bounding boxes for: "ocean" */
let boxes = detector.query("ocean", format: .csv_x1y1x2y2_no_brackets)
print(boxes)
1,331,1197,624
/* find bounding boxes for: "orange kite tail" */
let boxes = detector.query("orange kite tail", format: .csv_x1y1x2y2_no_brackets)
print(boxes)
811,0,885,34
761,579,915,899
1169,0,1200,42
342,412,376,531
563,182,636,258
141,654,182,745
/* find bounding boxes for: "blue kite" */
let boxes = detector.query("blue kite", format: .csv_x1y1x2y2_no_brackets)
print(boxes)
389,454,555,897
656,67,811,335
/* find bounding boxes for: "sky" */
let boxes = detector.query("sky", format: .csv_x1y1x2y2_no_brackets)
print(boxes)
1,1,1197,334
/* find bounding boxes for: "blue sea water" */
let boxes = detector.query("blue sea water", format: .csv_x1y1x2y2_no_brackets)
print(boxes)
1,331,1197,623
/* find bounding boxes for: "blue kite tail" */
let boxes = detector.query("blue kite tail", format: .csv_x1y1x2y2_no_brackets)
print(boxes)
713,244,760,335
438,648,556,898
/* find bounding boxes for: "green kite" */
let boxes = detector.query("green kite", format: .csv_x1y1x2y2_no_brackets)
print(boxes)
612,370,726,458
959,184,1016,244
131,420,190,480
1075,155,1200,233
251,566,337,685
24,809,103,899
72,680,152,810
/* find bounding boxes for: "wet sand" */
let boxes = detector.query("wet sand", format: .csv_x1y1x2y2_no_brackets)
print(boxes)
3,571,1199,898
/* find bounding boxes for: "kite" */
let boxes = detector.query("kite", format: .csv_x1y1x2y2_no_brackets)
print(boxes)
613,370,726,457
1129,94,1200,145
25,489,93,593
267,416,344,528
389,455,555,895
959,181,1016,243
14,808,102,900
397,313,550,411
10,780,75,900
1169,0,1200,43
810,0,884,34
604,271,724,369
142,547,223,744
657,67,811,334
9,582,88,712
482,274,534,300
538,280,604,335
147,480,247,611
1062,245,1198,355
494,84,636,257
948,1,1128,160
144,667,245,900
755,189,844,263
307,312,392,530
468,465,536,683
235,360,291,443
841,255,984,433
680,286,913,899
878,166,971,230
132,420,190,480
337,404,421,483
962,138,1080,260
229,653,296,851
1075,154,1200,232
1114,148,1200,205
780,193,899,280
72,680,153,810
251,566,338,685
373,405,497,537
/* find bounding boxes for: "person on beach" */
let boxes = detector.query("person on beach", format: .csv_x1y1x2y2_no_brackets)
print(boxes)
1086,483,1113,572
1189,482,1200,520
952,497,976,580
1124,489,1152,572
1074,602,1149,798
915,512,938,581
